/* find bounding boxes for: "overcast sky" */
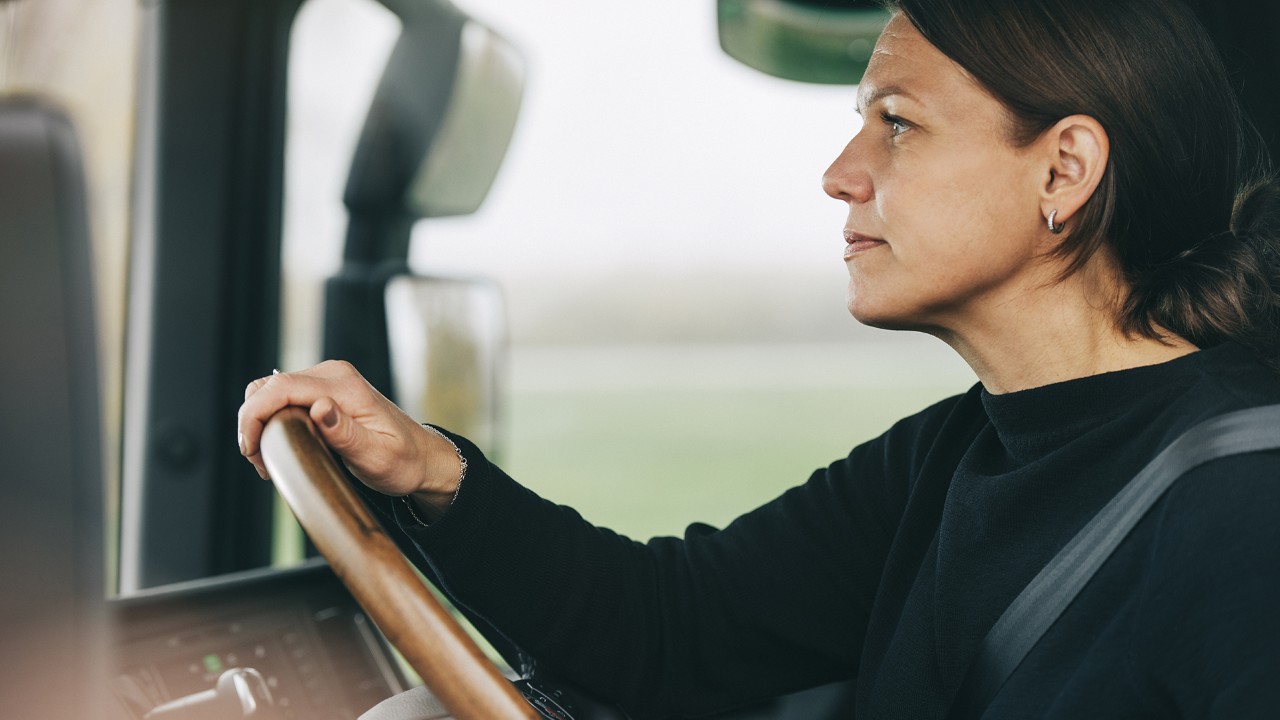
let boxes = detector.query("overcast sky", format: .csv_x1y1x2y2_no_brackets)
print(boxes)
279,0,974,401
285,0,865,285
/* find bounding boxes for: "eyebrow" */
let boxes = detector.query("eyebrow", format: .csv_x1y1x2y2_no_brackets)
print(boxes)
855,84,918,116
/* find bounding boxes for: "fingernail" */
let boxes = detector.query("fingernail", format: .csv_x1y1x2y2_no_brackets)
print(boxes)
256,466,269,481
238,431,246,455
272,368,280,375
321,406,338,428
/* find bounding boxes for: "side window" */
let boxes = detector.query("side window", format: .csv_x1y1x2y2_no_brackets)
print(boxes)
283,0,974,543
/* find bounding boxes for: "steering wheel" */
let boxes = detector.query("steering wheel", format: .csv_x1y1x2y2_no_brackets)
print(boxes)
259,407,538,720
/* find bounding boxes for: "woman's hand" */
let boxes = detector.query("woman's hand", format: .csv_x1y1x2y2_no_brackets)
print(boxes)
237,360,461,510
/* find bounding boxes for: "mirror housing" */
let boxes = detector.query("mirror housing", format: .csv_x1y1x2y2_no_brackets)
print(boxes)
405,20,524,219
344,0,524,230
717,0,890,85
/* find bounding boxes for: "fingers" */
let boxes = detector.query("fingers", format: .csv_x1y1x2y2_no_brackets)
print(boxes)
308,394,412,493
238,366,331,465
239,365,337,450
238,361,385,482
246,451,269,481
240,376,277,481
309,395,367,456
243,373,272,401
237,360,432,495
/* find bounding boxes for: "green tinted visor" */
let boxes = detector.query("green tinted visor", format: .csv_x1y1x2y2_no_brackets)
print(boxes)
717,0,891,85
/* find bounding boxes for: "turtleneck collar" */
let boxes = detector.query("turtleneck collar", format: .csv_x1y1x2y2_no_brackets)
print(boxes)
977,343,1245,462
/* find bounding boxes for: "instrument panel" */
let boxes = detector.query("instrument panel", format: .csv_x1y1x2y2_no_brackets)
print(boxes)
110,559,407,719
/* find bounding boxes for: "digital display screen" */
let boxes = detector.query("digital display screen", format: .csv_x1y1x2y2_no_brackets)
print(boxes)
110,560,407,719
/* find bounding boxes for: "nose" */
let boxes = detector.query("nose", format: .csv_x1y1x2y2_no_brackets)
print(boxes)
822,137,873,204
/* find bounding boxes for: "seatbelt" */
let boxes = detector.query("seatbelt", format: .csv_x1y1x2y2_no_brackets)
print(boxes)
951,403,1280,717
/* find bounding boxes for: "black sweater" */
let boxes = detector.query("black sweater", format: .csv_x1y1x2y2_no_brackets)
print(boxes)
373,343,1280,719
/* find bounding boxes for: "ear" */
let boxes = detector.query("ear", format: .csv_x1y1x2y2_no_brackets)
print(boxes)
1036,114,1109,232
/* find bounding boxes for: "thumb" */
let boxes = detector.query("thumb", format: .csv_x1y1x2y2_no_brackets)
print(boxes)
310,396,364,455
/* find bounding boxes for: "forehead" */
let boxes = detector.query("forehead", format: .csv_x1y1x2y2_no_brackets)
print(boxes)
857,14,985,112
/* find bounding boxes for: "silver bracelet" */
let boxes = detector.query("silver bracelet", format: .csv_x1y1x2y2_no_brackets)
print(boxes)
402,424,468,526
401,495,431,526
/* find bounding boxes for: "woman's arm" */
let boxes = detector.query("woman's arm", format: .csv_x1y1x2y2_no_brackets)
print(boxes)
237,361,944,717
394,426,916,718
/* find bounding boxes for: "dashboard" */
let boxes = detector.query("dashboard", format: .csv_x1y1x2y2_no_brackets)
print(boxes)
109,559,409,719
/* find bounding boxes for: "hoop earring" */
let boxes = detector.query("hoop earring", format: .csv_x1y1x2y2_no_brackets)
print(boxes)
1047,209,1065,234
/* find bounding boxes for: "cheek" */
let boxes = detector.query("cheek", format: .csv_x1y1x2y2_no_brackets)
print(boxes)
846,171,1041,324
882,153,1036,265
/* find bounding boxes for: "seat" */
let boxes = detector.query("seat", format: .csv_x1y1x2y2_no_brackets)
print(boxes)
0,95,107,718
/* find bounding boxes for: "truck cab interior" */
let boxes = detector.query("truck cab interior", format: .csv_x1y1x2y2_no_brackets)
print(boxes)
1,0,1276,718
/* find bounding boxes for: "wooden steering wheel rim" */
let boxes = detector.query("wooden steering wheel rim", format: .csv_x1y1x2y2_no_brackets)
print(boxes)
260,407,537,720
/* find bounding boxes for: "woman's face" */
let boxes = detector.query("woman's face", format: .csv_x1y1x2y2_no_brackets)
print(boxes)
824,14,1050,334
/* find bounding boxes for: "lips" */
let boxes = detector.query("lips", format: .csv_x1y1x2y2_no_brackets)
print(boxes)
844,229,886,259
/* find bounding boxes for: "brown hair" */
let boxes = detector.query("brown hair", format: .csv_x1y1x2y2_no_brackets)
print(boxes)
886,0,1280,368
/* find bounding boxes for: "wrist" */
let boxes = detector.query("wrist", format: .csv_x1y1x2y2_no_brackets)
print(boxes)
402,493,449,525
414,423,467,493
404,424,467,525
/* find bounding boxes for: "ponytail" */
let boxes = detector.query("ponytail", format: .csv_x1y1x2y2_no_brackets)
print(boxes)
1122,178,1280,371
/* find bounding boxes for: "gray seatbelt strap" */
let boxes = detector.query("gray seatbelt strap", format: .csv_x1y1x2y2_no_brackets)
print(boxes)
952,403,1280,717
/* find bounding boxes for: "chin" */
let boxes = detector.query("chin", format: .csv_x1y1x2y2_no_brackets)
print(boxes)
848,303,896,330
847,290,893,328
847,295,932,333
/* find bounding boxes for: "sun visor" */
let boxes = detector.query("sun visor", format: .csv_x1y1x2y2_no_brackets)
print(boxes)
717,0,890,85
405,20,524,218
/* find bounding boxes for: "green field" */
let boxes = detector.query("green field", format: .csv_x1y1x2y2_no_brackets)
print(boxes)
500,343,973,540
504,386,961,539
274,341,975,561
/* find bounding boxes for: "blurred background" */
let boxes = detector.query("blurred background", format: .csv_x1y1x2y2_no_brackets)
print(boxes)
3,0,973,548
281,0,974,539
4,1,1274,716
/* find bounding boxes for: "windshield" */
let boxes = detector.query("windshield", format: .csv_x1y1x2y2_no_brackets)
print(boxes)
281,0,973,545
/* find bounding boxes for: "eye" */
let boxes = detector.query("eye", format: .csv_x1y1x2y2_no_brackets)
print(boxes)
880,111,909,137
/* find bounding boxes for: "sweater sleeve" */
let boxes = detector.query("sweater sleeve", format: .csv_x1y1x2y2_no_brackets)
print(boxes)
1132,451,1280,718
389,408,954,719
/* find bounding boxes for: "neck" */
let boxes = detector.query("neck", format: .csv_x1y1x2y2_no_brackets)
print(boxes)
929,262,1199,395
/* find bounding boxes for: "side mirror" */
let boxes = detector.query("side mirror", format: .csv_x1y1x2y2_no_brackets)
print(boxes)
385,275,505,454
716,0,890,85
343,0,524,237
404,20,524,219
324,0,524,450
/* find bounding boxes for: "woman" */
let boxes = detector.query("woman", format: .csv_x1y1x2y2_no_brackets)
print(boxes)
238,0,1280,716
